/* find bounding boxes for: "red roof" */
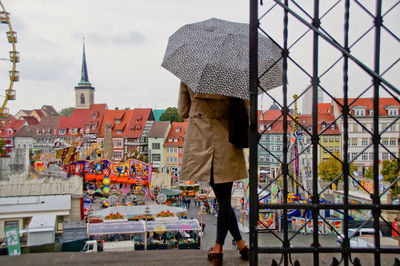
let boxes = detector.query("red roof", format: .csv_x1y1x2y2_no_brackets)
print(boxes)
124,108,153,138
56,109,90,136
0,119,26,138
97,109,134,137
83,104,107,134
318,103,332,114
22,116,39,125
335,97,400,116
263,110,282,121
164,121,188,147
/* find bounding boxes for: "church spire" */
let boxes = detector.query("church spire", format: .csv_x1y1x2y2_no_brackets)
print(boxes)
79,38,90,85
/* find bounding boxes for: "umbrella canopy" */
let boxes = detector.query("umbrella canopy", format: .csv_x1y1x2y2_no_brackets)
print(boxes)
162,18,283,100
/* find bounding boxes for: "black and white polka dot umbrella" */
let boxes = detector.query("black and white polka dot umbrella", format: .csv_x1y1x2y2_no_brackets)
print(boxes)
162,18,283,100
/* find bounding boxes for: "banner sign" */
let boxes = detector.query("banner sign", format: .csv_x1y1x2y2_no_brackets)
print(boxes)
291,217,343,235
4,227,21,255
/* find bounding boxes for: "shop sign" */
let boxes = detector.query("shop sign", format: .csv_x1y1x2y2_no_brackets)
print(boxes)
4,227,21,255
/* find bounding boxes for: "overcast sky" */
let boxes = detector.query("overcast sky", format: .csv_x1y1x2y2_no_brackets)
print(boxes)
0,0,399,115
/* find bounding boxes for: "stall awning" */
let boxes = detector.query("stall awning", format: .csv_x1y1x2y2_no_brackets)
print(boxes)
96,175,104,181
128,178,137,184
117,177,129,183
110,176,118,182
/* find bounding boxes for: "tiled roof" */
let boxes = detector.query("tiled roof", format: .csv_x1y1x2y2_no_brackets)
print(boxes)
148,121,170,138
56,109,90,136
84,104,107,134
335,97,400,116
164,121,188,147
22,116,39,125
125,108,153,138
0,120,26,138
41,105,60,116
15,125,37,137
318,103,331,114
33,109,46,118
97,109,134,137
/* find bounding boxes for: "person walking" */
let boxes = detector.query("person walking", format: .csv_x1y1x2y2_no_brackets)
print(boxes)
178,82,249,264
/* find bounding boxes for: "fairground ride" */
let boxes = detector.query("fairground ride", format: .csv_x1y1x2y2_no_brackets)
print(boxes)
0,1,19,118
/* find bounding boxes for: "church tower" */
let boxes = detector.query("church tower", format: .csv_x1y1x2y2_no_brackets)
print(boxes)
75,39,95,108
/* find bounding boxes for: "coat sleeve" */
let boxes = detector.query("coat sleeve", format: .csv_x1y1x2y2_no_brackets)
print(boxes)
178,82,191,119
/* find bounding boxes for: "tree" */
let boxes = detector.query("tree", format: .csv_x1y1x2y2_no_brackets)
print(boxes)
364,166,374,179
59,107,74,117
159,107,183,122
318,154,355,186
0,139,7,157
381,159,399,196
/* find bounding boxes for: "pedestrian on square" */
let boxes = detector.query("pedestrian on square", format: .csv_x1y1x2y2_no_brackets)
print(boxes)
178,82,250,263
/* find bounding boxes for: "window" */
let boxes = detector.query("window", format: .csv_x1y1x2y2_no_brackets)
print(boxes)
382,138,389,145
362,153,368,160
152,143,160,150
390,138,397,146
369,110,374,116
260,156,265,162
115,119,121,124
266,124,271,131
351,138,358,146
323,136,328,142
265,155,269,162
390,124,397,132
335,136,339,142
353,124,358,132
260,124,265,131
166,156,178,163
321,122,326,130
174,138,178,142
116,130,122,134
167,147,177,153
175,127,181,132
329,136,333,142
180,148,183,154
330,124,336,130
92,113,97,119
276,135,282,142
152,154,161,161
80,93,85,104
369,152,373,160
59,129,66,135
270,136,275,142
270,145,275,151
276,145,282,151
335,146,339,153
382,152,389,160
362,138,369,146
381,123,388,131
329,146,333,153
351,153,357,160
4,220,19,230
388,108,398,116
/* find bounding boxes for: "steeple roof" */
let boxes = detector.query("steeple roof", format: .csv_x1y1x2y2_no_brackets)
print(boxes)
79,39,91,86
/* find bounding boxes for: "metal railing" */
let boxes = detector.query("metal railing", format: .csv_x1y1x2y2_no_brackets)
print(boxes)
249,1,400,265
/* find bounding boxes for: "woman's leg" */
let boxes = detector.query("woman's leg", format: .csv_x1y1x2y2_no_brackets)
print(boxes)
210,179,243,245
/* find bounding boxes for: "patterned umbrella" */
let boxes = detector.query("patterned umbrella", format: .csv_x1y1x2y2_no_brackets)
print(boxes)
162,18,283,100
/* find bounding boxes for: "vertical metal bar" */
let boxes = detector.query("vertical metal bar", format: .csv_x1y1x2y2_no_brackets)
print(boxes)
342,1,351,266
282,1,290,265
311,1,320,265
372,1,382,265
249,0,259,265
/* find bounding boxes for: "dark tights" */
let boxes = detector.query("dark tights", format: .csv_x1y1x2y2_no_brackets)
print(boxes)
210,172,242,245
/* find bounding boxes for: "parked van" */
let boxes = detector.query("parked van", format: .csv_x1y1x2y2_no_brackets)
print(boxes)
82,240,135,252
337,228,382,248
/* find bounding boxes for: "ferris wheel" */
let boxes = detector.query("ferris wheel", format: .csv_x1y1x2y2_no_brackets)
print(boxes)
0,1,19,119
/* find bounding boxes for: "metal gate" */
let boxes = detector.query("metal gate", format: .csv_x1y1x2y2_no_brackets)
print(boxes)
248,1,400,265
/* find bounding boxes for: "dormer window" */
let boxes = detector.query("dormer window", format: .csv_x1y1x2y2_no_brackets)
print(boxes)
330,124,336,130
175,127,181,133
116,130,122,134
353,106,366,116
174,138,178,142
260,124,265,131
321,122,326,130
115,119,121,124
369,110,374,116
168,138,172,142
266,124,271,131
7,129,13,135
387,107,398,116
92,112,98,119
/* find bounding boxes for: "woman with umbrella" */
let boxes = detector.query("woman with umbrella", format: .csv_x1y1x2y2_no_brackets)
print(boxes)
177,82,249,263
162,18,282,264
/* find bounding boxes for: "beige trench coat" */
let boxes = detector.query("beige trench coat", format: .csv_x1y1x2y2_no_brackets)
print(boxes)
178,82,248,184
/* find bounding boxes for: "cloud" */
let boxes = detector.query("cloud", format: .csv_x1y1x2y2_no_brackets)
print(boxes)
113,31,147,45
19,56,75,82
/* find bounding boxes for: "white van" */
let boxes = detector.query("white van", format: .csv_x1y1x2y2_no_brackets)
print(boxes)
337,228,382,248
